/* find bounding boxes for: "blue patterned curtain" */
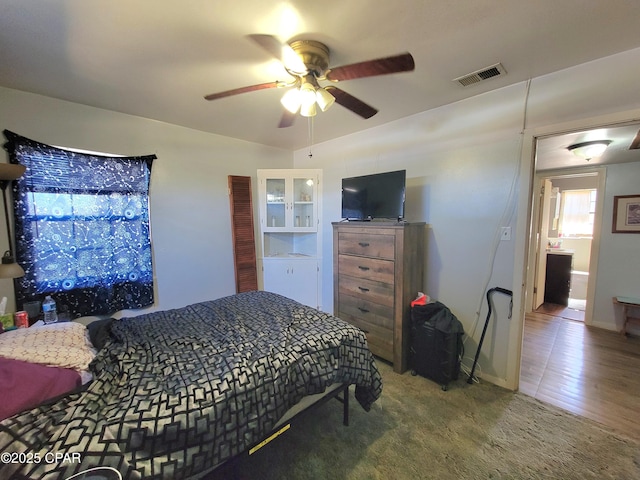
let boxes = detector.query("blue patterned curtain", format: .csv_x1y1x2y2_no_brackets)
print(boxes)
3,130,156,318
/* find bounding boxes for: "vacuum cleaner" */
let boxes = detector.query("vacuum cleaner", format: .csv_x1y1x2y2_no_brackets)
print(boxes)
467,287,513,384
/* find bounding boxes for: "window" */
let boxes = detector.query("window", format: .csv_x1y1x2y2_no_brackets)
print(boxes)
3,130,156,317
559,189,596,237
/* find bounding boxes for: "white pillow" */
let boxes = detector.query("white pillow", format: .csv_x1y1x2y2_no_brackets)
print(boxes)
0,322,97,371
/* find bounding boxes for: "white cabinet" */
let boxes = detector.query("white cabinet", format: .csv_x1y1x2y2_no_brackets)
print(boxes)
261,172,318,231
262,257,318,309
258,169,322,309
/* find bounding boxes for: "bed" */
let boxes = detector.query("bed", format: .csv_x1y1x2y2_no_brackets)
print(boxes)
0,291,383,479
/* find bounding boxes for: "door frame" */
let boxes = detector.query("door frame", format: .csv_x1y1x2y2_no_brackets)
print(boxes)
506,108,640,391
532,178,554,310
526,167,606,326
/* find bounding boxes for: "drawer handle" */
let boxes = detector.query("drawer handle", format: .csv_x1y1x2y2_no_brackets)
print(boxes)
358,242,370,247
358,286,370,292
358,307,370,313
358,266,370,271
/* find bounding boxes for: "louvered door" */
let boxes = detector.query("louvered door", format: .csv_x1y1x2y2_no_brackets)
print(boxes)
228,175,258,292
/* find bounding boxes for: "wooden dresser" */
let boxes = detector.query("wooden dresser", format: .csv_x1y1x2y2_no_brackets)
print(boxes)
332,222,425,373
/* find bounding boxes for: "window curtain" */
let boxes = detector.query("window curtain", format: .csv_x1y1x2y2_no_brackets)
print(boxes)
560,189,593,236
3,130,156,317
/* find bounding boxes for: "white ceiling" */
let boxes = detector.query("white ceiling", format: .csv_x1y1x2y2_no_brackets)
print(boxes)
2,0,640,167
536,123,640,171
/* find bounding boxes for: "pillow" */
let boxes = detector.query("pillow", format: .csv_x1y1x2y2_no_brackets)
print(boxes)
0,322,97,371
86,318,115,350
0,357,81,421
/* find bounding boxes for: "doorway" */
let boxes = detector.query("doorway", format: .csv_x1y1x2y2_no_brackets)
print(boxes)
531,171,602,323
514,117,640,424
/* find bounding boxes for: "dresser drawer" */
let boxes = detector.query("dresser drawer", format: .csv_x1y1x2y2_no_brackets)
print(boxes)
338,293,394,330
338,254,394,284
338,232,395,260
336,311,394,361
337,275,394,308
364,335,394,363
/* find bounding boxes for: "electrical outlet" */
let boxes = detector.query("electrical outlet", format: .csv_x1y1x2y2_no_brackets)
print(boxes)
501,227,511,241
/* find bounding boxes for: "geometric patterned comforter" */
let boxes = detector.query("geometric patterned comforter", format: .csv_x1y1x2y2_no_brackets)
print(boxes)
0,291,383,479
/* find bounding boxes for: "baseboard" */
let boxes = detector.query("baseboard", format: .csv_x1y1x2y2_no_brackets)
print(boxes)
590,319,621,333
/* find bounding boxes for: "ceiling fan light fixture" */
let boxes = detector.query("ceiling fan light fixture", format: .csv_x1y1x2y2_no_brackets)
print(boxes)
300,101,317,117
280,88,301,114
299,82,316,104
299,82,317,117
315,87,335,112
567,140,612,160
281,45,308,75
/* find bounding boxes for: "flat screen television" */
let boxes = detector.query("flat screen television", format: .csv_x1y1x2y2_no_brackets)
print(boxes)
341,170,406,221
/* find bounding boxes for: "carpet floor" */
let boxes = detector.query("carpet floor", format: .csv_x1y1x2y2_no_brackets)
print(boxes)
207,360,640,479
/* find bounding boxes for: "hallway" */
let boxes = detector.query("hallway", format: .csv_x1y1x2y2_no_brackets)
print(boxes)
534,301,584,322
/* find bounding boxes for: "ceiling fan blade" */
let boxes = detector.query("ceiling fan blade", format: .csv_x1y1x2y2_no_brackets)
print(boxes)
278,110,297,128
247,34,285,61
629,128,640,150
247,34,307,74
204,82,280,101
325,86,378,119
325,52,415,82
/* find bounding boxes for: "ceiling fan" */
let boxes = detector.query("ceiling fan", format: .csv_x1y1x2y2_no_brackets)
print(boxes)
204,34,415,127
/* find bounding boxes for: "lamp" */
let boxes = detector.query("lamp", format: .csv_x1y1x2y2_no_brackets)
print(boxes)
280,75,335,118
0,163,26,279
567,140,612,161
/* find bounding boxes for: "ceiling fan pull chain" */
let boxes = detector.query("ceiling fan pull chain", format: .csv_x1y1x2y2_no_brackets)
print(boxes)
308,116,314,158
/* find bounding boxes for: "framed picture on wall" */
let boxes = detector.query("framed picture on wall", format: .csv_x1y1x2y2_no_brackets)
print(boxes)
612,194,640,233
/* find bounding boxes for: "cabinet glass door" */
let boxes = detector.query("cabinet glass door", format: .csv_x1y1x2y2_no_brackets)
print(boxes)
293,176,315,230
265,178,286,228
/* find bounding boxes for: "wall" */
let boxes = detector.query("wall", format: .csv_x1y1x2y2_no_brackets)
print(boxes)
295,83,527,385
593,161,640,332
0,86,292,316
294,46,640,388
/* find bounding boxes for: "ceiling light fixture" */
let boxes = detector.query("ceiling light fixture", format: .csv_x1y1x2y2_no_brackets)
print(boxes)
0,163,26,279
280,75,335,118
567,140,612,161
315,86,336,112
299,81,317,117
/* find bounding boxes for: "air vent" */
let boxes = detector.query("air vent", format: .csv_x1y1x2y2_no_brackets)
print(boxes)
453,63,506,87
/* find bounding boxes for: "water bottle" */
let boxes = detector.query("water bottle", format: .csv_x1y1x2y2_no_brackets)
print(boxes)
42,295,58,324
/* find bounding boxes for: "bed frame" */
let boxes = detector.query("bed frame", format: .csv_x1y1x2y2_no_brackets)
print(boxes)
203,383,350,478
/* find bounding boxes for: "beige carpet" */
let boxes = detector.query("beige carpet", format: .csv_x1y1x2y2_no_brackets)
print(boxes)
207,361,640,479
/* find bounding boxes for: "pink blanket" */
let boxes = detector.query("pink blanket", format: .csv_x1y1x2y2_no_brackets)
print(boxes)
0,356,81,421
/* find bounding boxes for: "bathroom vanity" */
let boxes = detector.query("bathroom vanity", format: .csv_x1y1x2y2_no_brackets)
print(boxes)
544,250,573,306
